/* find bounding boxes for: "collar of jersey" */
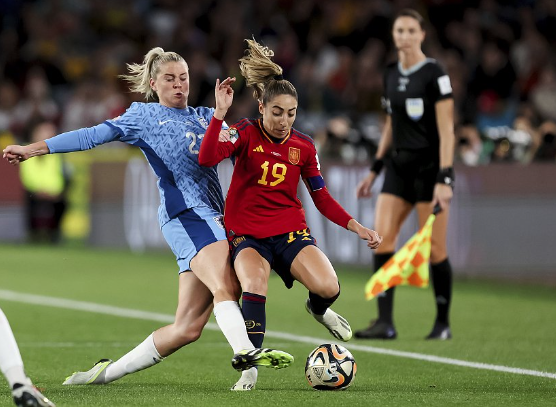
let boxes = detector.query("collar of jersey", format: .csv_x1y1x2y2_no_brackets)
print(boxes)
397,58,432,76
257,118,291,144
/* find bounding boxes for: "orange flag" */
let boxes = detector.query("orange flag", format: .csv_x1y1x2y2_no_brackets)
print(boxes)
364,212,436,301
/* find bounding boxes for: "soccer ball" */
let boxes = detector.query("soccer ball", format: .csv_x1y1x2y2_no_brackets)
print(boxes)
305,343,357,390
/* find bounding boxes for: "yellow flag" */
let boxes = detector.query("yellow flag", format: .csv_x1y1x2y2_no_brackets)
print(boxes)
365,213,436,300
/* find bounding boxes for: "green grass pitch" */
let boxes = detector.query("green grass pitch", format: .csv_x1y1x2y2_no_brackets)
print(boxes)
0,243,555,406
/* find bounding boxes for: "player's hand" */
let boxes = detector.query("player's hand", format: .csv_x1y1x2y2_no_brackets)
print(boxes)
355,171,377,199
218,128,231,142
214,77,236,119
359,227,382,249
432,183,453,212
348,220,382,249
3,145,27,165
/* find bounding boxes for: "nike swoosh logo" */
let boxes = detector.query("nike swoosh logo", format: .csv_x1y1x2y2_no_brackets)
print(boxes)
158,119,180,125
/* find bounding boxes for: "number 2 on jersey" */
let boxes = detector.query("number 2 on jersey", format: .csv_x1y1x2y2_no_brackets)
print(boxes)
258,161,287,186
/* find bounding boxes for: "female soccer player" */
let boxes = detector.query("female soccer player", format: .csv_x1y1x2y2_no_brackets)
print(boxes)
354,9,455,340
3,47,292,391
199,39,382,388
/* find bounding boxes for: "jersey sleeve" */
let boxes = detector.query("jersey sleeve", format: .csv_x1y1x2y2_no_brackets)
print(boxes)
381,68,392,115
307,184,353,229
428,62,453,102
103,102,143,144
300,143,322,179
301,144,352,228
198,117,240,167
195,106,229,129
45,123,121,153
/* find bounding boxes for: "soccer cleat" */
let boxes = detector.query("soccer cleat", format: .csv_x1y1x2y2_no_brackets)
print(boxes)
305,299,353,342
230,367,258,391
425,322,452,340
63,359,113,385
12,383,55,407
354,319,397,339
231,348,294,371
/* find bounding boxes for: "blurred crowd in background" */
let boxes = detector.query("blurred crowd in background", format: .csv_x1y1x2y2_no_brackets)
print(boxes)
1,0,556,166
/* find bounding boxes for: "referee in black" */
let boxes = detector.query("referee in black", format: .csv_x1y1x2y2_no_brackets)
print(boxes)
355,9,455,340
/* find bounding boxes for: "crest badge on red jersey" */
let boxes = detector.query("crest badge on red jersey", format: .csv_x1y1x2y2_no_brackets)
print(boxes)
288,147,301,165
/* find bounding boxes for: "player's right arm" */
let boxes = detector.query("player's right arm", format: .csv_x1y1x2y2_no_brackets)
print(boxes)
198,77,237,167
355,115,393,199
3,123,120,165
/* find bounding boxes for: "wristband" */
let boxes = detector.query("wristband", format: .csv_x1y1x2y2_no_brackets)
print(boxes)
370,158,384,174
436,167,455,187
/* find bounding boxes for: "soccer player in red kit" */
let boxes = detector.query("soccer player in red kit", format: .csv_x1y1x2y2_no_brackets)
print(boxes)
199,39,382,390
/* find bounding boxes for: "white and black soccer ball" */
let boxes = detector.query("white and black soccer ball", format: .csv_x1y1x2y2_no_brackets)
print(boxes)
305,343,357,390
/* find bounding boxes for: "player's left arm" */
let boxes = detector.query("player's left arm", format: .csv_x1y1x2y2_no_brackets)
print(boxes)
306,182,382,249
303,145,382,249
434,97,455,211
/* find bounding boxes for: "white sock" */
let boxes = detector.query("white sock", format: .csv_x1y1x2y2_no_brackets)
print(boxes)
104,333,163,383
242,367,258,381
213,301,254,353
0,309,32,388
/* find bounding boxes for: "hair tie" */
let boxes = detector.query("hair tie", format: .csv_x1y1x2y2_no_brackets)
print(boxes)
273,74,284,80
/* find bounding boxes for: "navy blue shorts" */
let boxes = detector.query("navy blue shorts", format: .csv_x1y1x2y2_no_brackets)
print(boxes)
230,229,317,289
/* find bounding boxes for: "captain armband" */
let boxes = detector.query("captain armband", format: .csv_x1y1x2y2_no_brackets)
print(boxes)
306,175,326,192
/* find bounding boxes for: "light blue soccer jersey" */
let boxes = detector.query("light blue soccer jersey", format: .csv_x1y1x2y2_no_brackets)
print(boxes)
45,102,224,226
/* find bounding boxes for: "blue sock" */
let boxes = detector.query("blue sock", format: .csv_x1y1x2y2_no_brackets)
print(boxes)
241,292,266,348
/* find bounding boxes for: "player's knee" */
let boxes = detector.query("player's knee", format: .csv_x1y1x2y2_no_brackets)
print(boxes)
239,275,268,296
312,277,340,299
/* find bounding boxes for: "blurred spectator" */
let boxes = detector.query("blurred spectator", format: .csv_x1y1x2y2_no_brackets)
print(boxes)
11,68,60,142
455,125,485,166
466,40,518,131
0,81,19,148
533,121,556,162
529,64,556,123
19,121,69,243
1,0,555,166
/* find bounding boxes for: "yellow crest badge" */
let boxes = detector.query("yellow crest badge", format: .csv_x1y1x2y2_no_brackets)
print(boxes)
288,147,301,165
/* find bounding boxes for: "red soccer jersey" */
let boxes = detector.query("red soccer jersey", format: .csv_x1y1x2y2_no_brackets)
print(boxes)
198,117,353,239
223,118,321,238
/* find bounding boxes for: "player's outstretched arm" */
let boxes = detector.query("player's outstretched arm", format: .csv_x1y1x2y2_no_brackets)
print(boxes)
3,141,50,165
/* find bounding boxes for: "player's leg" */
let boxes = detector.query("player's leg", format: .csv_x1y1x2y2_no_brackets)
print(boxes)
416,202,453,339
226,242,293,379
233,246,272,349
64,272,213,385
289,245,352,341
354,192,412,339
190,239,252,353
191,230,292,375
0,308,55,406
160,208,253,356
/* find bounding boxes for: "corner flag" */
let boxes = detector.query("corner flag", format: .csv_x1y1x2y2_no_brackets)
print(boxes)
364,211,438,301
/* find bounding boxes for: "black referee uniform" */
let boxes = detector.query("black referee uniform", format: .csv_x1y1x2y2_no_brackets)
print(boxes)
355,57,454,340
381,58,453,203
